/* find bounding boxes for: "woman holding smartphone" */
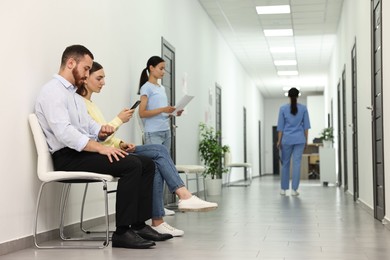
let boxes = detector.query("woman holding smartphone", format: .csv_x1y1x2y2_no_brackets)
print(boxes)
78,61,218,237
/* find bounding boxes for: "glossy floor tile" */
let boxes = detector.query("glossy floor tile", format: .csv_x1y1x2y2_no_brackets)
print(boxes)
2,176,390,260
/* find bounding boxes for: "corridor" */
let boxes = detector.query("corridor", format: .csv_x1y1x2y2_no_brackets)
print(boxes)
2,176,390,260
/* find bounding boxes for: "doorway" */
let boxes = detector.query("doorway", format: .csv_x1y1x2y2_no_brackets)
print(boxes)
351,41,359,201
272,126,280,175
371,0,385,221
161,37,176,162
342,67,348,192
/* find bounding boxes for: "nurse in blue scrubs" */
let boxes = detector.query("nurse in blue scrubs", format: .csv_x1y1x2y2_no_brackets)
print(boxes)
276,88,311,196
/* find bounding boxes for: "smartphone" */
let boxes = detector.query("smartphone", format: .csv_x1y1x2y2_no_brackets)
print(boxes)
130,100,141,110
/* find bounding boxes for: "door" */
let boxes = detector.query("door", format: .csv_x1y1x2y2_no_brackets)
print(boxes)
259,120,262,176
371,0,385,221
216,84,222,144
351,41,359,201
342,67,348,192
161,37,176,162
337,81,342,186
216,84,222,172
243,107,248,181
272,126,280,175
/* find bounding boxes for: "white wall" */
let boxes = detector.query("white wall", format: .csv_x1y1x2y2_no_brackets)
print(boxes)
307,96,325,142
328,0,373,208
0,0,265,244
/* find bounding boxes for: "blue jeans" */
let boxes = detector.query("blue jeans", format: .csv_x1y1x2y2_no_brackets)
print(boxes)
132,144,184,218
280,143,305,191
144,130,171,152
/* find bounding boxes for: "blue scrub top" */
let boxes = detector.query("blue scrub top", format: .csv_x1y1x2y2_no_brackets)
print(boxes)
277,103,311,145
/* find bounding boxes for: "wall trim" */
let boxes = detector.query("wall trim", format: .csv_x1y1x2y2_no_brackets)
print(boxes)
0,214,115,256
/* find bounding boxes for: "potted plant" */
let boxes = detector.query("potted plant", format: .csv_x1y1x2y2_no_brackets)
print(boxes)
198,123,229,195
320,127,334,148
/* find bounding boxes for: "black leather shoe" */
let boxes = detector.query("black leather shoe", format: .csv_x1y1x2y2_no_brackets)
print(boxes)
112,229,156,249
133,225,173,241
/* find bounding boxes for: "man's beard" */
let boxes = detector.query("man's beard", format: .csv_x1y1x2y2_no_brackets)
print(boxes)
72,67,87,88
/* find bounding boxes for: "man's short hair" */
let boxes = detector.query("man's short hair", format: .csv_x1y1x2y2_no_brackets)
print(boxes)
61,45,94,67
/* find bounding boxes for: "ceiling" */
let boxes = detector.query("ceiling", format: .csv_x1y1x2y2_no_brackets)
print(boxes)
198,0,345,98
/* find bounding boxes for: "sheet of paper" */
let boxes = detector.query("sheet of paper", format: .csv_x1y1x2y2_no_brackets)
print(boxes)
171,95,194,116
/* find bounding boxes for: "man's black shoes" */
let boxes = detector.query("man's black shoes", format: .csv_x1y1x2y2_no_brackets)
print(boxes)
112,229,155,249
133,225,173,241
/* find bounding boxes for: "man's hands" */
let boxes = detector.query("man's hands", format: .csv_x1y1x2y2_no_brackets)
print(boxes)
118,108,134,123
98,146,128,163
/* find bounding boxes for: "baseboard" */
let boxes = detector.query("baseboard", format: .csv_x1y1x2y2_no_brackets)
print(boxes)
0,214,115,256
356,198,374,217
383,216,390,230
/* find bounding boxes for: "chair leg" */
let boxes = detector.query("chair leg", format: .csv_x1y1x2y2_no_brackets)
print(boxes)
80,183,89,234
227,168,232,186
34,181,110,249
59,183,71,240
202,176,207,200
195,173,200,197
33,182,46,248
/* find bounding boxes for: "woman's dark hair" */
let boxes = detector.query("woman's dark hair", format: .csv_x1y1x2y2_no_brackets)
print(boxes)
76,61,103,97
137,56,165,94
288,87,300,115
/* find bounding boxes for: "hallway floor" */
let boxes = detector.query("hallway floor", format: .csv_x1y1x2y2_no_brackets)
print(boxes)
2,176,390,260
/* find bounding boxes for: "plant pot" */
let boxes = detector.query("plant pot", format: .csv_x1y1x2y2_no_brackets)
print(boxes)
323,140,332,148
205,178,222,196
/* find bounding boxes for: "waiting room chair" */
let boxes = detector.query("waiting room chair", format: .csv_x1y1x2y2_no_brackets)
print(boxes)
224,151,252,186
176,165,207,200
29,113,116,249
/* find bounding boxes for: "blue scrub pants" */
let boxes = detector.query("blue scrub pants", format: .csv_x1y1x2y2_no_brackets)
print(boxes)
280,143,305,191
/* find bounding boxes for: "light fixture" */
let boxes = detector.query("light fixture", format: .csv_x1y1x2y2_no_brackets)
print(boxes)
264,29,293,37
256,5,291,14
270,47,295,53
278,71,299,76
274,60,297,66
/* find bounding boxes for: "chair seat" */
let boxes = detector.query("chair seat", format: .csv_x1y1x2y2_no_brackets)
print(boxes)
176,165,206,173
41,171,115,183
176,165,207,199
226,163,251,168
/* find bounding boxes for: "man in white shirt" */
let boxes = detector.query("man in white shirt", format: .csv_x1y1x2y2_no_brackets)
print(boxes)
35,45,171,249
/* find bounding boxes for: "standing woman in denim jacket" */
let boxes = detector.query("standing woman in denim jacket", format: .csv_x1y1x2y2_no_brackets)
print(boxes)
276,88,311,196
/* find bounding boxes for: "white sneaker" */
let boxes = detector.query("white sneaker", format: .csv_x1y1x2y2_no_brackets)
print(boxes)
164,208,175,216
291,190,300,196
178,195,218,212
280,190,286,196
152,222,184,237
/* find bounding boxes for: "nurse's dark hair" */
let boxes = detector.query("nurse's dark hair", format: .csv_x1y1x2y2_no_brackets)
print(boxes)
60,44,94,68
76,61,103,97
138,56,165,94
288,88,300,115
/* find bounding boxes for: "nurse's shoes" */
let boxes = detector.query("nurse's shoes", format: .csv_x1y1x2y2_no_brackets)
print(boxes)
291,190,300,196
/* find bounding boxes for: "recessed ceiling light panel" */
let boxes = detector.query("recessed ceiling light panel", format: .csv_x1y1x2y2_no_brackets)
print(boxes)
256,5,291,14
270,47,295,53
278,71,299,76
274,60,297,66
264,29,293,37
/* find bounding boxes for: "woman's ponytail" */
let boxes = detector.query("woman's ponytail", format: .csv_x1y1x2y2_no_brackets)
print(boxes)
288,87,300,115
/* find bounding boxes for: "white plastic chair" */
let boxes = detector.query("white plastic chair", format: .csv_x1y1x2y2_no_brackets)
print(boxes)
176,165,207,200
29,113,116,249
224,151,252,186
